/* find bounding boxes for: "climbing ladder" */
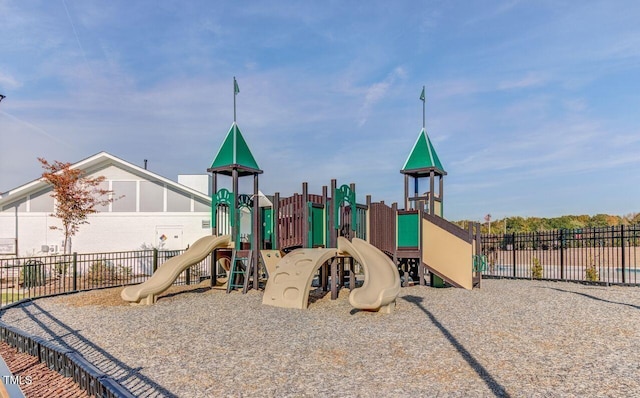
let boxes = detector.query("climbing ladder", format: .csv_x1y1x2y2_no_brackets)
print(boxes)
227,250,255,293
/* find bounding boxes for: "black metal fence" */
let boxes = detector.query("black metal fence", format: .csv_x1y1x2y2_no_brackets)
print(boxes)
481,225,640,285
0,248,215,307
0,323,135,398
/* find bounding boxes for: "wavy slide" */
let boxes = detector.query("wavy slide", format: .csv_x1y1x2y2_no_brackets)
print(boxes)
339,238,401,313
121,235,232,304
262,237,400,313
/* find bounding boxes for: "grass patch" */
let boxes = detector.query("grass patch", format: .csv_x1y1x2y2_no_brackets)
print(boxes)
1,292,24,305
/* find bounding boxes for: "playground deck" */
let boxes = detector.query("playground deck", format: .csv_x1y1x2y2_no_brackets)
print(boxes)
1,279,638,397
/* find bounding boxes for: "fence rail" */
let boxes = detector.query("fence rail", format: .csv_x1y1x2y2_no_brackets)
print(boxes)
481,225,640,285
0,248,213,308
0,323,135,398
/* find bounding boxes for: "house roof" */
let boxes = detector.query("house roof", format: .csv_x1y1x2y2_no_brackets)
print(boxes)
0,151,212,207
401,128,446,176
208,122,262,176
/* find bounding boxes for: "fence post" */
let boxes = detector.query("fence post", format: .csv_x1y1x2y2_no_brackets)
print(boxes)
210,251,216,288
621,225,626,284
512,233,517,277
186,268,191,285
560,229,565,280
72,252,78,291
153,249,158,273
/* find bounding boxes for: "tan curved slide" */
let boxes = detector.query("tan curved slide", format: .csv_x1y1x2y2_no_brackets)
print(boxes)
121,235,232,304
339,237,400,313
262,248,336,309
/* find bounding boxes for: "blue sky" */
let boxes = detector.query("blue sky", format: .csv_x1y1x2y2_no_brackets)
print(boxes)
1,1,639,221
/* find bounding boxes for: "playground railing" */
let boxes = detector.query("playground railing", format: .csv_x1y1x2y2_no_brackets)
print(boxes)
0,322,135,398
0,248,213,308
481,225,640,285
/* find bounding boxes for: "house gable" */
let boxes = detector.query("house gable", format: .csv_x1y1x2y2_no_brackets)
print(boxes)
0,152,212,214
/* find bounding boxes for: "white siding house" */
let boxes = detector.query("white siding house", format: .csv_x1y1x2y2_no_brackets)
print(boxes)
0,152,217,256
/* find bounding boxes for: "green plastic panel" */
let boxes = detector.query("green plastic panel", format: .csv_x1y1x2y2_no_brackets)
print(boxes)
397,213,419,248
310,205,325,247
262,208,273,244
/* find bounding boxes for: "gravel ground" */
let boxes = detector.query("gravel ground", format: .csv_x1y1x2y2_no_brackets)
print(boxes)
1,279,639,397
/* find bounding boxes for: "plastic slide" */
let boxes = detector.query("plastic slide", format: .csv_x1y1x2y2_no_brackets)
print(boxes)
421,214,473,290
339,237,400,313
121,235,232,304
262,248,336,309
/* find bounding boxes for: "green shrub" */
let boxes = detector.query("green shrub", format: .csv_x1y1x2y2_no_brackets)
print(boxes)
87,260,131,284
531,257,543,279
55,261,69,277
585,255,599,282
21,261,46,288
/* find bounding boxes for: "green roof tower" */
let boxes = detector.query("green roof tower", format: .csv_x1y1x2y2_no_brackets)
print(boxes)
400,87,446,216
209,122,261,176
207,78,263,291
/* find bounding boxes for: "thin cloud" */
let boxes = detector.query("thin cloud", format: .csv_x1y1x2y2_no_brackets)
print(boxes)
0,72,21,90
497,72,548,90
358,67,406,127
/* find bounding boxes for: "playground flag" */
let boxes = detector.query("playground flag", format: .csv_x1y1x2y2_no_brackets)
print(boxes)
420,87,425,102
234,77,240,95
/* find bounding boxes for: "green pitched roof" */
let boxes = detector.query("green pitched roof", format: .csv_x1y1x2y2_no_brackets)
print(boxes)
209,123,262,175
401,128,446,174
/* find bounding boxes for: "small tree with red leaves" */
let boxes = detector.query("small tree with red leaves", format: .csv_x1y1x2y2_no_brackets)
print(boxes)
39,158,117,254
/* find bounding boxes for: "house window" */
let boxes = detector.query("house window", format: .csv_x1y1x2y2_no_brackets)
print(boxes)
111,181,136,212
167,186,190,212
29,188,54,212
194,198,210,212
140,181,164,212
94,181,111,212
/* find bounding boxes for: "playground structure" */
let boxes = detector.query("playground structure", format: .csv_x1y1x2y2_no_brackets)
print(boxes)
121,86,485,311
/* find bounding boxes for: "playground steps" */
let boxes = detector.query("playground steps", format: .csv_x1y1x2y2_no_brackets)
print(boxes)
227,250,254,293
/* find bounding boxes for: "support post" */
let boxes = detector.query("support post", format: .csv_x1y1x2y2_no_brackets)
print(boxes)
439,174,444,216
560,229,565,280
330,258,338,300
72,252,78,291
321,261,328,291
232,168,239,249
302,182,309,248
621,225,626,284
211,172,217,236
329,179,337,248
419,208,425,286
273,192,280,250
210,251,216,288
322,186,328,247
512,233,517,278
429,170,435,215
366,195,371,243
404,174,409,210
350,182,356,238
253,174,260,290
153,248,158,273
349,257,355,290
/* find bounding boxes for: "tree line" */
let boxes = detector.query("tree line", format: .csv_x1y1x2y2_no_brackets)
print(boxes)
454,213,640,235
